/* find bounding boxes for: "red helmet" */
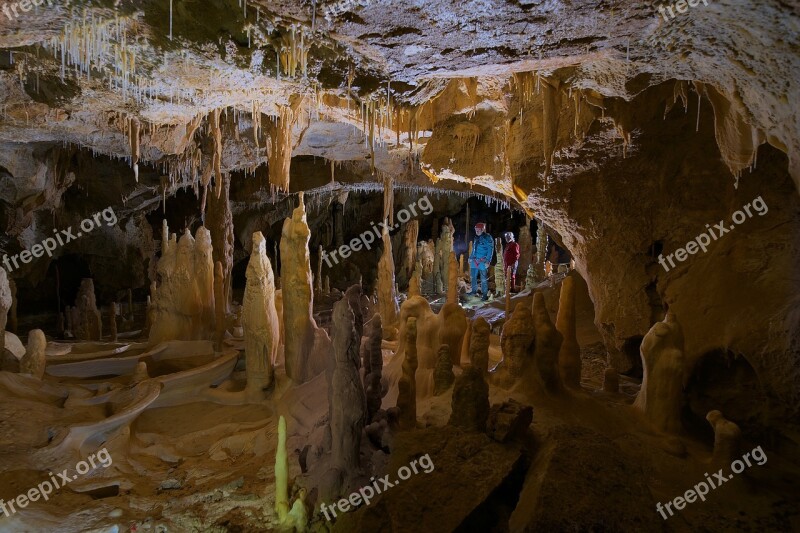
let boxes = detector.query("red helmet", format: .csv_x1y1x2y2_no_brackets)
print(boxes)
474,223,486,231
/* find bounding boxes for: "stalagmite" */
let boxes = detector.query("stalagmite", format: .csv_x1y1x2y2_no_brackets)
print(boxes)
433,218,454,293
274,415,290,521
603,367,619,393
531,292,563,394
469,318,490,374
149,225,215,344
127,288,134,322
285,489,308,532
281,193,329,383
408,262,421,298
214,261,225,351
75,279,102,341
109,302,118,342
131,361,149,384
0,268,11,358
525,264,536,290
364,313,384,423
535,223,547,281
397,317,418,429
330,297,366,472
497,302,535,387
383,174,394,227
242,232,280,399
633,312,686,433
447,251,459,304
207,171,234,311
505,272,511,316
377,227,400,328
518,224,532,276
706,410,742,470
398,220,419,288
494,238,505,298
433,344,454,395
19,329,46,380
556,276,581,388
449,318,490,431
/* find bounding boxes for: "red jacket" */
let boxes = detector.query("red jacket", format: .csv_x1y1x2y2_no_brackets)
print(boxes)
504,242,520,267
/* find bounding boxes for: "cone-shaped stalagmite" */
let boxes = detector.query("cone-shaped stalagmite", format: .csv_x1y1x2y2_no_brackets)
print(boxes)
275,415,290,521
377,227,400,328
207,171,234,312
398,220,418,288
20,329,46,379
281,193,317,383
408,261,422,298
449,318,490,431
440,252,468,367
633,312,686,433
518,224,533,276
532,292,563,394
397,317,418,429
214,261,226,350
556,276,581,388
364,314,383,423
433,218,454,294
433,344,455,395
330,297,367,472
706,410,742,470
75,279,102,341
108,302,118,342
499,302,535,382
494,238,505,298
242,232,280,398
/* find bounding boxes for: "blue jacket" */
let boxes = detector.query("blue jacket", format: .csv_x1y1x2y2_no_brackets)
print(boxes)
470,233,494,265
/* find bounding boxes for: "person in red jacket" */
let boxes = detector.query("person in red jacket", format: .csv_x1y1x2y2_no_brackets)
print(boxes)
503,231,521,291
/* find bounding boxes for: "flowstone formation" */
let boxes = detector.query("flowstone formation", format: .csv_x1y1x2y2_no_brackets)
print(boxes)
518,225,533,276
633,313,686,434
556,276,581,388
242,232,280,399
280,193,330,384
330,297,367,473
149,223,215,344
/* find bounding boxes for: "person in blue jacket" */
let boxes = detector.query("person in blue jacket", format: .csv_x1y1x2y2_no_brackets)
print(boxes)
468,222,494,301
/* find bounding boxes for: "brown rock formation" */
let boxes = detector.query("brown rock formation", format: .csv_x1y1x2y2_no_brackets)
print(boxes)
556,276,581,388
633,313,686,434
330,297,367,472
397,316,418,429
19,329,46,379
